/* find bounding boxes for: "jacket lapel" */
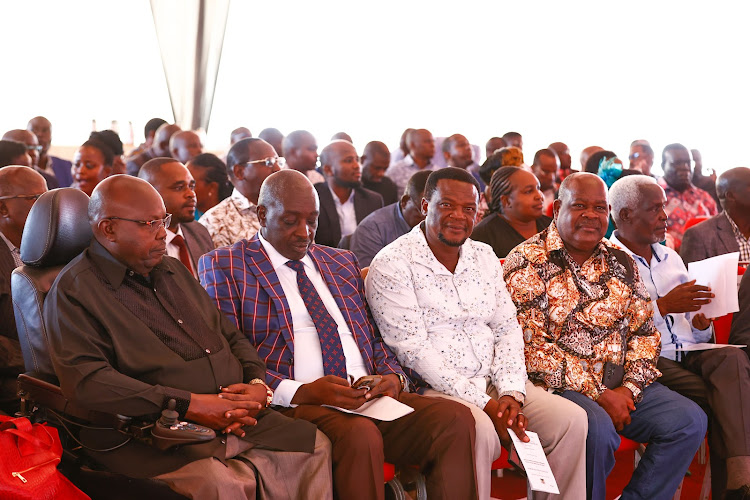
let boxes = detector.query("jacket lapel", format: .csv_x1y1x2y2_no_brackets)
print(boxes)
244,236,296,353
716,214,741,254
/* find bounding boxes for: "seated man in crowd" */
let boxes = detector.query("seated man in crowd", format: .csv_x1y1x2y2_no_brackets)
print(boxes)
349,170,429,267
258,128,284,158
126,117,167,159
199,169,478,500
548,142,572,183
2,129,58,188
361,141,399,205
386,128,437,195
485,137,507,159
681,167,750,264
139,158,214,278
628,140,654,177
609,174,750,499
442,134,482,188
659,143,717,250
283,130,324,184
0,166,47,415
169,130,204,164
45,175,331,499
366,168,587,500
200,138,281,248
531,148,560,213
27,116,73,187
127,123,181,176
504,172,707,500
313,140,383,248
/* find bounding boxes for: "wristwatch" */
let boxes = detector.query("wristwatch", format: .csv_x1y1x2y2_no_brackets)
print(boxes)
396,373,408,392
249,378,274,407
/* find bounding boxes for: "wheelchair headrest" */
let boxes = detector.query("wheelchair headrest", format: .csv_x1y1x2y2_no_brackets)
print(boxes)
20,188,93,267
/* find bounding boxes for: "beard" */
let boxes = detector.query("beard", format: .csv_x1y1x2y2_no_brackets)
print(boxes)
334,177,362,189
438,231,467,247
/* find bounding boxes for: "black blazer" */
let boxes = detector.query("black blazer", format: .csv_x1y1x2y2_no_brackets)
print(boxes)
314,183,384,248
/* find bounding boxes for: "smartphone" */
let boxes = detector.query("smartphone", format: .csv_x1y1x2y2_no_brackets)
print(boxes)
352,375,382,390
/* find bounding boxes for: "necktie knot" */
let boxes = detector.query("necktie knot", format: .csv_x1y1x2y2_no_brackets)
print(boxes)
172,234,186,248
286,260,305,273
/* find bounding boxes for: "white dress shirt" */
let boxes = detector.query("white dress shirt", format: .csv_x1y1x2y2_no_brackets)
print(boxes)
258,232,368,407
366,224,527,409
609,232,711,361
329,184,357,238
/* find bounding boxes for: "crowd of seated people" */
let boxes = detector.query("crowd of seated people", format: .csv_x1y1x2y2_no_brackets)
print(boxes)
2,116,750,500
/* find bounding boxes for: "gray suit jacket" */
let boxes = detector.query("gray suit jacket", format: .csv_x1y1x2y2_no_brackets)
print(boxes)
679,213,740,264
181,221,214,272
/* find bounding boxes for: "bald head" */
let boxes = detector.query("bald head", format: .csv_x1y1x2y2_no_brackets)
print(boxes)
362,141,390,184
580,146,604,170
408,129,435,163
230,127,252,145
90,175,168,275
717,167,750,209
557,172,607,205
152,124,181,157
0,166,49,246
282,130,318,172
0,166,46,197
27,116,52,154
3,129,39,167
331,132,353,144
170,131,203,163
258,128,284,156
485,137,507,158
138,157,184,184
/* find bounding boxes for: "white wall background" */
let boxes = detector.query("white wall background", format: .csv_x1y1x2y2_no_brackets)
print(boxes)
2,0,749,176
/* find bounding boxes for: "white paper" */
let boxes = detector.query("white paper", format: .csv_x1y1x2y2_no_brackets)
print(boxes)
323,396,414,421
676,343,746,352
687,252,740,318
509,429,559,494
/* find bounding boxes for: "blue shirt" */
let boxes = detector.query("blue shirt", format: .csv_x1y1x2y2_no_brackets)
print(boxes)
349,202,411,267
50,156,73,187
609,232,711,361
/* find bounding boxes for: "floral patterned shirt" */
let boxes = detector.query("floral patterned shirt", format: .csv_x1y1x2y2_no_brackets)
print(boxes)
503,222,661,402
366,224,527,409
198,188,261,249
659,178,718,249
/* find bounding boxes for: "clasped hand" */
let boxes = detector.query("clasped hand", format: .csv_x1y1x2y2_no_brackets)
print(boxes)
185,383,268,437
291,374,402,409
484,395,528,448
597,387,635,431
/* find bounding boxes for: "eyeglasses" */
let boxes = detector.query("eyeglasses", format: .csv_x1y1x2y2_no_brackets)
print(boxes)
25,145,43,152
243,156,285,168
0,193,43,201
105,213,172,231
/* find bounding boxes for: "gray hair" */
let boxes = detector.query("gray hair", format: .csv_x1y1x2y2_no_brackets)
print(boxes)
609,175,658,226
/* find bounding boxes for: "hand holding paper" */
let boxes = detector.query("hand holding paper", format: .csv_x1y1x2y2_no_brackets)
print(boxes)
687,252,740,319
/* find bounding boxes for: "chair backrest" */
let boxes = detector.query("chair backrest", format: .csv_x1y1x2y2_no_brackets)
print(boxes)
11,188,92,376
684,215,710,231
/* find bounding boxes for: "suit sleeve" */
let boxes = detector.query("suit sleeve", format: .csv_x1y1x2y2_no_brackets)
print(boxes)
731,271,750,352
199,252,293,390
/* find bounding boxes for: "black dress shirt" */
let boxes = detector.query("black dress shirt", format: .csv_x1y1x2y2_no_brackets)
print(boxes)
471,213,553,259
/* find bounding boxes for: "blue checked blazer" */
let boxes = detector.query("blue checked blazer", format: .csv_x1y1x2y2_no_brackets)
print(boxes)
198,234,407,389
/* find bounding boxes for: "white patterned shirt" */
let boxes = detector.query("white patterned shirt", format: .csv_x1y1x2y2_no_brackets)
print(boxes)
365,223,527,409
198,188,261,249
385,155,438,196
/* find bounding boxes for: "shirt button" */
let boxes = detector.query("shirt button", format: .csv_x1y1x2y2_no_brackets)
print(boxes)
128,271,134,276
205,348,211,354
177,319,183,324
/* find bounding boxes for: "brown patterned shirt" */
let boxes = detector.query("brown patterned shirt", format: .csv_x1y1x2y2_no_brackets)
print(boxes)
503,222,661,402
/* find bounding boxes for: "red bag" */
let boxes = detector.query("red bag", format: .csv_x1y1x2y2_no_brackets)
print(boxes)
0,415,89,500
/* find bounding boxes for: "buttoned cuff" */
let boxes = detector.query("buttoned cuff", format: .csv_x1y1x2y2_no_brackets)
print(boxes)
271,379,303,407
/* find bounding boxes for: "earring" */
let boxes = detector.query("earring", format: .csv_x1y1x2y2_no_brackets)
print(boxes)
208,191,213,197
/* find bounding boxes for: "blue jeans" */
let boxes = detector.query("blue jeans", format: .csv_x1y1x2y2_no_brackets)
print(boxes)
560,382,707,500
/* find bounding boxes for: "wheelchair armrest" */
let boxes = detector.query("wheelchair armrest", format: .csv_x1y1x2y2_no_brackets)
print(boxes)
17,372,119,426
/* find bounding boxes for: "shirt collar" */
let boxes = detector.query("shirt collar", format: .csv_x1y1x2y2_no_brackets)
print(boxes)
258,230,316,274
724,211,748,241
328,183,355,206
88,238,175,289
165,224,185,246
230,188,255,211
609,231,668,265
408,222,472,276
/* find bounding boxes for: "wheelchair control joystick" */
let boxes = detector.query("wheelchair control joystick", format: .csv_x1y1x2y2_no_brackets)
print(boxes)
150,399,216,450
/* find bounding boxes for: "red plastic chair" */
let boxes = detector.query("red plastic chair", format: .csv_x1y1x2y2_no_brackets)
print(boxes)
684,215,710,231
